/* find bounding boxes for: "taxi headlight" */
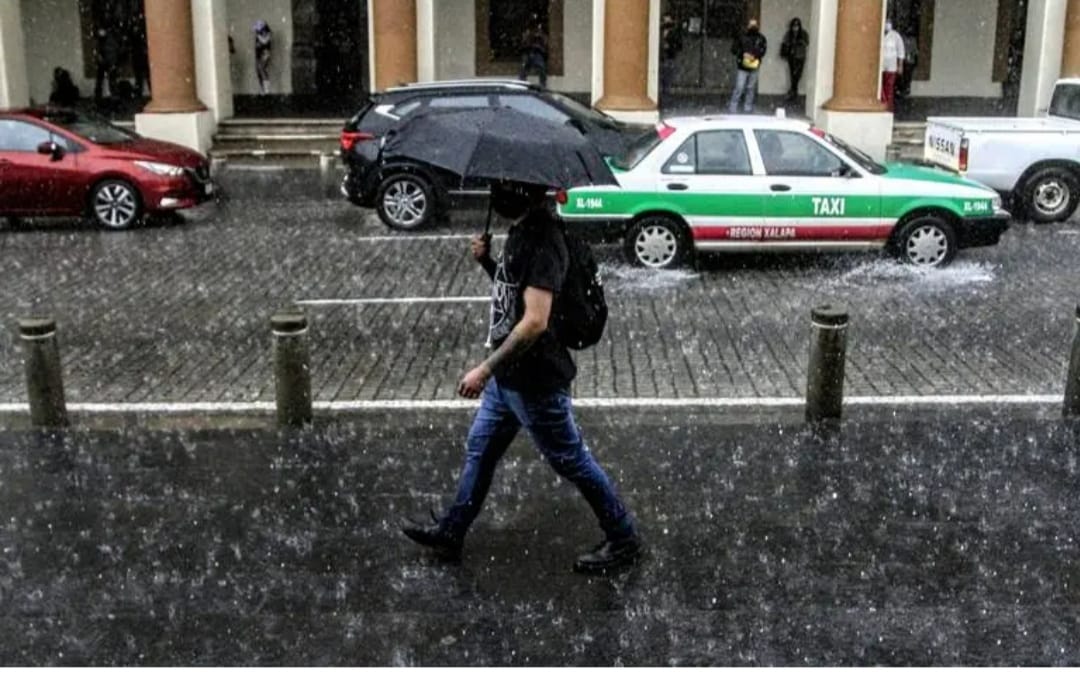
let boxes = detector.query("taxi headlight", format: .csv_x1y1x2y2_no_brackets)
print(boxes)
991,195,1003,211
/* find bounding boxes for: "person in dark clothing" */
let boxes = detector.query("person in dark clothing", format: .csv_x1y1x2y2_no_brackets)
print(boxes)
660,14,683,100
780,17,809,103
519,21,549,89
728,18,767,113
131,14,150,98
401,181,640,574
93,27,120,103
49,68,81,108
254,20,273,94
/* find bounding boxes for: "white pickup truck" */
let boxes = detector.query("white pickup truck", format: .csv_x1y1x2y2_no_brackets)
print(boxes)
924,78,1080,223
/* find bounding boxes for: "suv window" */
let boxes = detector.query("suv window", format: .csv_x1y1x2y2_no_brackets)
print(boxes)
0,119,53,152
498,95,569,124
754,129,846,177
390,99,423,117
428,95,491,109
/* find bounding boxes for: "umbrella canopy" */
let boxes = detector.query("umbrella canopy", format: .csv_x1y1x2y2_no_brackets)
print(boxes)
380,107,619,190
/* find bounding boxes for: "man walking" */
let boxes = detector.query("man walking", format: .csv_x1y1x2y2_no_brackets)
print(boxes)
660,13,683,103
401,181,640,574
728,18,767,114
881,19,905,112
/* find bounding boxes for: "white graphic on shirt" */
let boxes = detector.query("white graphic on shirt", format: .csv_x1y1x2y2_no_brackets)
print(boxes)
486,256,518,348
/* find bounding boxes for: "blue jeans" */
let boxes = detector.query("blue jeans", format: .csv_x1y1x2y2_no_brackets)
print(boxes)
520,53,548,88
728,68,759,113
443,379,634,540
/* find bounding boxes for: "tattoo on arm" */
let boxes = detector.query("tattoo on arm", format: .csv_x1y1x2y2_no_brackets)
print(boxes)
481,324,540,374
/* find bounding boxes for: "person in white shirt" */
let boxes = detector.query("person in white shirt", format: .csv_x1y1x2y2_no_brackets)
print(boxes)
881,19,905,111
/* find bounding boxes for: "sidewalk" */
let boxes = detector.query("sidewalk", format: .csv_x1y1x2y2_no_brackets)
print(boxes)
2,409,1078,665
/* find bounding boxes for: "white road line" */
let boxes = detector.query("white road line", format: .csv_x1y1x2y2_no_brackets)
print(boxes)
0,394,1063,415
349,233,508,242
297,296,489,306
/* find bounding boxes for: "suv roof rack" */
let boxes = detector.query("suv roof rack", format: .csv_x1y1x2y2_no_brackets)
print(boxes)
386,79,538,92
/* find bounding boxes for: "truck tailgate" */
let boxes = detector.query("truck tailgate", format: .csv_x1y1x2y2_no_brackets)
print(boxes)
923,121,963,172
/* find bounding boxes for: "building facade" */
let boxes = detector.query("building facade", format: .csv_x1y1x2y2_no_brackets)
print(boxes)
0,0,1077,159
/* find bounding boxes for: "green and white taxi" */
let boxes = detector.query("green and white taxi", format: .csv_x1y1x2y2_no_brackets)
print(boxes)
559,115,1011,269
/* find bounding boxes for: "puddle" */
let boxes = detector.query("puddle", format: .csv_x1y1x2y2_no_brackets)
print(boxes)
601,263,699,293
827,259,998,289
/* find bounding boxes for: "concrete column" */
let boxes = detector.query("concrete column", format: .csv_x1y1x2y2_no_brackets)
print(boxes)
192,0,234,122
816,0,892,162
1062,0,1080,78
594,0,657,123
416,0,436,82
1018,0,1067,117
137,0,214,151
0,0,29,108
370,0,418,91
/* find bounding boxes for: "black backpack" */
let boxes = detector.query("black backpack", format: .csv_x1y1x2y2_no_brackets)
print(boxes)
552,226,608,350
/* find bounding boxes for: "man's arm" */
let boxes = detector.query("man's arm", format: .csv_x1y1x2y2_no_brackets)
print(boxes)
457,287,553,398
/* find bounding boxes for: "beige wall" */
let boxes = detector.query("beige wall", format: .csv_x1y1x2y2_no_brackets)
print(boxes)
910,0,1001,98
227,0,293,95
433,0,592,92
20,0,91,105
759,0,813,96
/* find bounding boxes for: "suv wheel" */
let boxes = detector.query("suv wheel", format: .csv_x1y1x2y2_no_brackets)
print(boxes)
1021,166,1079,224
91,180,142,230
624,216,689,269
893,215,957,268
376,174,434,230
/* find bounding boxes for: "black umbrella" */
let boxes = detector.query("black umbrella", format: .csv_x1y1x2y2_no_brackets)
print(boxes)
380,107,619,191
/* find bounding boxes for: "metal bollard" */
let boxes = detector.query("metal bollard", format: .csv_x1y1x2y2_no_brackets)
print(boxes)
271,310,313,428
805,305,849,424
209,155,228,179
319,152,337,198
1065,305,1080,419
19,317,69,428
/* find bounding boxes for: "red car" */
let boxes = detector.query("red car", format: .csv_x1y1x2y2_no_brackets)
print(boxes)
0,108,213,229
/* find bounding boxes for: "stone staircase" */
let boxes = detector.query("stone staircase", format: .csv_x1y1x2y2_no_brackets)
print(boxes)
886,121,926,162
209,118,344,168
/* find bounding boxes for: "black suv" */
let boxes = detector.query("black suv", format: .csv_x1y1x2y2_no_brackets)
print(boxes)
339,79,649,230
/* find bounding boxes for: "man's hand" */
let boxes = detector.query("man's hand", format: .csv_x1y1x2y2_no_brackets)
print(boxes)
457,364,491,399
470,234,491,262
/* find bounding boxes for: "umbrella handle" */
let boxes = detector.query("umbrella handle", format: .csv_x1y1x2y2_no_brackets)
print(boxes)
483,195,493,239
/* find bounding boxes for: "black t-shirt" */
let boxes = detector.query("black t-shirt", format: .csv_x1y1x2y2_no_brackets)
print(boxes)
487,211,576,393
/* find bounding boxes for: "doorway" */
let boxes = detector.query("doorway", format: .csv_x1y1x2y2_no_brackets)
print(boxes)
662,0,759,92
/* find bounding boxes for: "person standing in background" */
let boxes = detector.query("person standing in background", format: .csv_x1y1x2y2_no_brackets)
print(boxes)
519,20,549,89
93,27,120,104
728,18,767,114
254,20,273,95
780,17,809,104
880,19,905,112
660,14,683,103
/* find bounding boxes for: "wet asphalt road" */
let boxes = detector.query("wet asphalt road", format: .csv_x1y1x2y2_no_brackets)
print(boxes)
0,168,1078,406
1,410,1078,665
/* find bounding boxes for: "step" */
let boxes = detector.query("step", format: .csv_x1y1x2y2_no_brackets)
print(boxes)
217,118,344,136
210,138,340,154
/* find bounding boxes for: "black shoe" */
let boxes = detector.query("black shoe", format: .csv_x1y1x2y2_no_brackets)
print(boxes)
573,535,642,574
401,508,463,560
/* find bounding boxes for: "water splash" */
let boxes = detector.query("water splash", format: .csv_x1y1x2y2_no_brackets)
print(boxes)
601,263,699,293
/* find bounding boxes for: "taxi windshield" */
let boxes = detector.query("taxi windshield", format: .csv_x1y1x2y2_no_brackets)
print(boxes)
611,129,664,171
818,131,887,175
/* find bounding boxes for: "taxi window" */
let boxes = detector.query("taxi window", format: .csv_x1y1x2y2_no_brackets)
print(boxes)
754,129,846,177
662,137,696,174
696,130,752,175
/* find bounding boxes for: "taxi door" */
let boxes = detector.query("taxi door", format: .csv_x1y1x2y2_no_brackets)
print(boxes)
750,129,885,245
656,129,767,245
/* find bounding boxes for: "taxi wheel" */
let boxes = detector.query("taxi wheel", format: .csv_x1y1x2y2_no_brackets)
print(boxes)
893,215,957,268
624,216,689,269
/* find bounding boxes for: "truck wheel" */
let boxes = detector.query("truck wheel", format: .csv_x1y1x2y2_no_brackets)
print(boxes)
893,214,957,268
1021,166,1079,224
624,215,690,269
